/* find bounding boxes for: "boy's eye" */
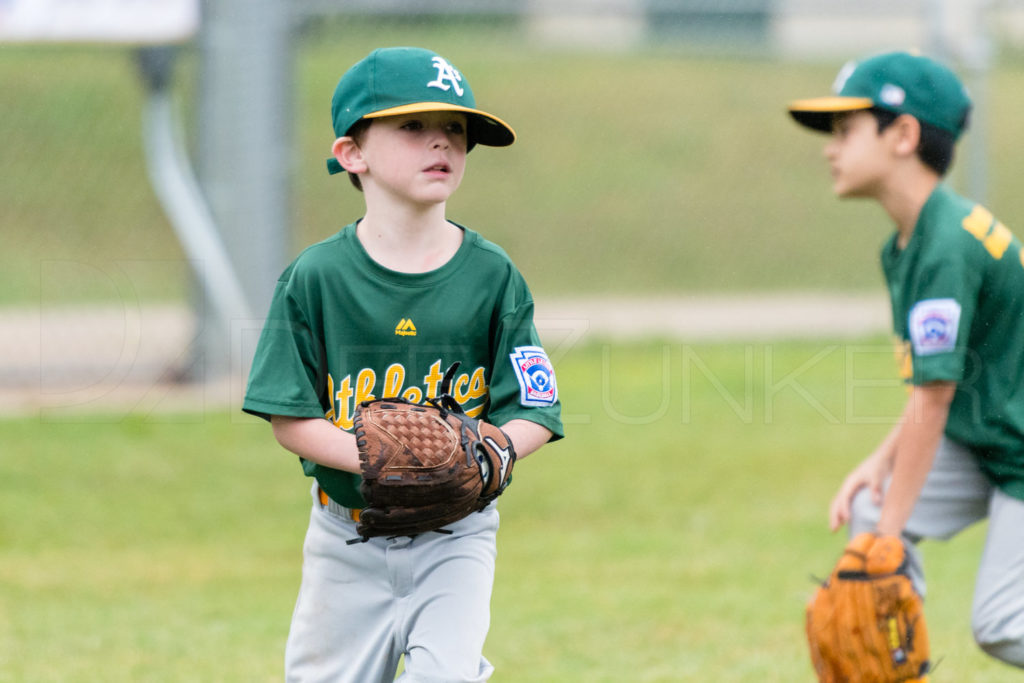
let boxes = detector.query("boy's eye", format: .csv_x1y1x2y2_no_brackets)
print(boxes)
397,117,466,136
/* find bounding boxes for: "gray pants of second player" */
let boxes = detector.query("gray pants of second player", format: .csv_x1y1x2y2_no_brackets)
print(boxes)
850,437,1024,667
285,484,499,683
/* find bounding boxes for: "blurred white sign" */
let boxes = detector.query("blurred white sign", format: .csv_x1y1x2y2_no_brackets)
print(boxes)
0,0,199,43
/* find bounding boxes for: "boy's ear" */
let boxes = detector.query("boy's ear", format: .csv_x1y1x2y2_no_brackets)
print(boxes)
890,114,922,157
333,136,367,174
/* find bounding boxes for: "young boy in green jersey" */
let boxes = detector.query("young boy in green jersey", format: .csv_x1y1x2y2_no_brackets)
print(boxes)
789,51,1024,668
243,47,563,681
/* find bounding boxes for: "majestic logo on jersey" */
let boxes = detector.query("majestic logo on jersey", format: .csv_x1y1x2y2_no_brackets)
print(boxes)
909,298,961,356
426,56,464,97
510,346,557,406
395,318,417,337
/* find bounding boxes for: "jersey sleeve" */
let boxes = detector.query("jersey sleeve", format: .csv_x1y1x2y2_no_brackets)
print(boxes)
242,264,329,422
905,251,982,385
485,271,564,441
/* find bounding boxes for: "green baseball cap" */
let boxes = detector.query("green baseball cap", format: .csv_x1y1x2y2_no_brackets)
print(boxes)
326,46,516,175
788,51,971,139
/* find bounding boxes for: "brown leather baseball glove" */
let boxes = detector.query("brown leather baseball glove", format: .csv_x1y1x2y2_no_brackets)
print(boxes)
806,532,931,682
350,370,515,542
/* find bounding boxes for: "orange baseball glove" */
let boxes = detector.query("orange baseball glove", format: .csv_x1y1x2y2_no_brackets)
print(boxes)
806,533,931,683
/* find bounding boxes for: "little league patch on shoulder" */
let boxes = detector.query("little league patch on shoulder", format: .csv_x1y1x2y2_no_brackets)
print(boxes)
909,298,961,356
510,346,557,406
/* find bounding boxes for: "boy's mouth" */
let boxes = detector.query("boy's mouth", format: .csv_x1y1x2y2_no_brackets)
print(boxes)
425,163,450,174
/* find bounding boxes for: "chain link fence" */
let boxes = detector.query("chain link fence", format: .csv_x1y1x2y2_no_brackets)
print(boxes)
3,0,1024,411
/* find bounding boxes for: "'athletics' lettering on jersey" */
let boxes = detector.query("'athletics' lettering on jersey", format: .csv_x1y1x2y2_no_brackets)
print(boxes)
324,359,488,430
894,338,913,385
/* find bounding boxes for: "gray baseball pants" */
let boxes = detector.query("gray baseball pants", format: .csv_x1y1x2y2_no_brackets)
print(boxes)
850,437,1024,667
284,483,499,682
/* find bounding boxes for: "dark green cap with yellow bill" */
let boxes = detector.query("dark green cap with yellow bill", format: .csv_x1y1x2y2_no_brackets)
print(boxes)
788,51,971,139
326,46,516,175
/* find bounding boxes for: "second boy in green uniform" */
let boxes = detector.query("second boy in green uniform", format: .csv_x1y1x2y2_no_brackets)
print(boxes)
789,51,1024,668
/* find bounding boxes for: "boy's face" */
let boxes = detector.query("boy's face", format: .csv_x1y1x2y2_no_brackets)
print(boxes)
823,110,895,199
354,110,469,206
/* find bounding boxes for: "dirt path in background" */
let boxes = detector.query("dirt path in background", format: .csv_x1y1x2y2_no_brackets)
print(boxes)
535,292,889,341
0,293,891,416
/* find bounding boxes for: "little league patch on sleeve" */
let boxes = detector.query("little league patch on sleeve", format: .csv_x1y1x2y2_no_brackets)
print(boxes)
510,346,557,406
909,298,961,356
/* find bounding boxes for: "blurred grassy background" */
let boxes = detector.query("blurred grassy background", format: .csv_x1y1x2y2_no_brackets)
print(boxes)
4,17,1020,682
7,20,1024,306
1,339,1011,681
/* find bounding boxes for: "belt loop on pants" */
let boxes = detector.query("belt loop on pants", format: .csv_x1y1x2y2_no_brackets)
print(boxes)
317,486,362,522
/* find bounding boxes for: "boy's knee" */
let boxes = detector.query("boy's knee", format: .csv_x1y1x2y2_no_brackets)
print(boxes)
972,610,1024,667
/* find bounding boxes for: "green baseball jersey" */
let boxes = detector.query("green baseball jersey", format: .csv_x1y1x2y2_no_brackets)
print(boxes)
243,222,564,508
882,183,1024,499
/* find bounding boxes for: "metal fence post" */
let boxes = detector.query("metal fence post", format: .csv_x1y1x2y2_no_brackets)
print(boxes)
196,0,292,382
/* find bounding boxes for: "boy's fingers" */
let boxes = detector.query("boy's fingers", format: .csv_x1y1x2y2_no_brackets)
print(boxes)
829,492,849,532
828,475,868,532
829,508,846,533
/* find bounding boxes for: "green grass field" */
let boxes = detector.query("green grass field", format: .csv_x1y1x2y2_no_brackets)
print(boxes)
7,22,1024,305
1,339,1011,681
4,18,1022,681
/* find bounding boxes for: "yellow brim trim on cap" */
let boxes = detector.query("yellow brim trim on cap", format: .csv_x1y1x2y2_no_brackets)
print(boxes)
363,101,516,145
787,96,874,113
788,96,875,133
